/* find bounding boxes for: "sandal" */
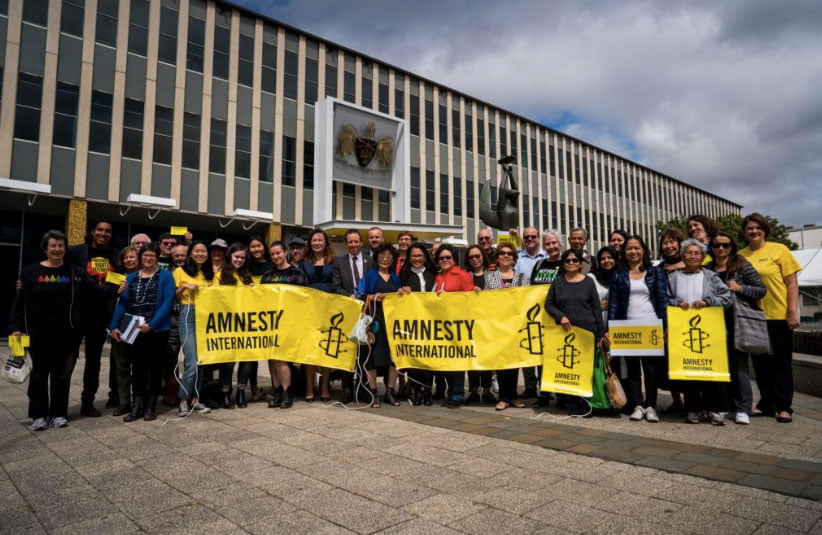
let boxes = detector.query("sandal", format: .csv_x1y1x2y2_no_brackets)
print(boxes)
370,388,381,408
776,411,793,423
495,401,509,411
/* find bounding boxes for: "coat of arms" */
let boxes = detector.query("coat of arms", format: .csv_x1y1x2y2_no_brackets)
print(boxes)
337,121,393,169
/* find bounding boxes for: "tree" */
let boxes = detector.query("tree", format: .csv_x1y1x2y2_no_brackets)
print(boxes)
656,213,798,250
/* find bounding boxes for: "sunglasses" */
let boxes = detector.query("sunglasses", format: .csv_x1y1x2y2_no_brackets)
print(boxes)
564,258,581,264
478,236,492,241
711,242,732,249
497,251,515,257
523,235,538,240
467,254,482,260
438,255,453,261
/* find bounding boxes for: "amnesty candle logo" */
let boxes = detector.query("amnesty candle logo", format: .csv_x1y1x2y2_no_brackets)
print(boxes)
319,313,349,359
682,314,710,354
557,333,581,369
518,303,545,356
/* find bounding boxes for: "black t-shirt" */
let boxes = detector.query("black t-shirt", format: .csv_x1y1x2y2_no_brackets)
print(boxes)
531,258,562,285
16,264,75,328
260,265,307,286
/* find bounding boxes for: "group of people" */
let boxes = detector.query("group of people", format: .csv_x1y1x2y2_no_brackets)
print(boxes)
9,212,801,431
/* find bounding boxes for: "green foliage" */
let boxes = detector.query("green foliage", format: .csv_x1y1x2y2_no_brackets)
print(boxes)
656,213,798,250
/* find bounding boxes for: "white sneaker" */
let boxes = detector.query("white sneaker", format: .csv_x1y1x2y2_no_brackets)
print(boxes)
735,412,750,425
645,407,659,423
49,417,69,428
30,417,48,431
630,406,645,421
718,412,728,420
190,401,211,414
178,400,190,415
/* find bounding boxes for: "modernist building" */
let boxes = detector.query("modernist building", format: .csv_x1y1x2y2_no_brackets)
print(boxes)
0,0,740,318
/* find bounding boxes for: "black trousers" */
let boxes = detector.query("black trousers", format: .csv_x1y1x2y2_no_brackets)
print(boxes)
468,370,492,389
121,331,169,397
751,320,794,414
497,368,520,402
75,315,109,406
620,356,664,410
28,329,81,419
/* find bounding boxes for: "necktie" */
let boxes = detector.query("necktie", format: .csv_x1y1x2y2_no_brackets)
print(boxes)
352,255,360,284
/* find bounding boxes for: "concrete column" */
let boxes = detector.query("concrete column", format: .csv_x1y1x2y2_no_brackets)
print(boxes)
66,199,88,246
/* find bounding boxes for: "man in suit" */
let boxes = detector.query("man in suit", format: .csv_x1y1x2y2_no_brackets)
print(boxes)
332,229,375,403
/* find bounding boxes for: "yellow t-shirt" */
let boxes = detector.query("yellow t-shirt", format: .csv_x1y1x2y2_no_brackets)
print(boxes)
173,267,211,305
213,269,250,286
739,242,801,320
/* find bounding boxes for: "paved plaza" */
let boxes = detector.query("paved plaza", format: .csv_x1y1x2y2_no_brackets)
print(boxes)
1,350,821,534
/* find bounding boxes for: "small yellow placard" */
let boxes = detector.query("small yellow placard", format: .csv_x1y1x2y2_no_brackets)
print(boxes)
105,271,127,285
170,226,188,235
498,232,522,248
9,335,30,357
540,324,595,397
609,319,664,356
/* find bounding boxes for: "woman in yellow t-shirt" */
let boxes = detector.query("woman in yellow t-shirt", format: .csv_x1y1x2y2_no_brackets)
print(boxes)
214,243,254,408
738,213,801,423
173,241,215,416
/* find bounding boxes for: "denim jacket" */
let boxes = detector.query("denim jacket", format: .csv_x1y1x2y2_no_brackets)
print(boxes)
608,265,668,326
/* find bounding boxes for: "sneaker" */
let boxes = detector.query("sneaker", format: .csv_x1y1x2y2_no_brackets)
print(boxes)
49,417,69,428
645,407,659,423
629,406,645,421
30,417,48,431
685,412,701,424
178,400,190,415
708,412,725,426
190,401,211,414
735,412,750,425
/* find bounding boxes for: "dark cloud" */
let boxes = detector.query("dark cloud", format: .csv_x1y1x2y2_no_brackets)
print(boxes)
241,0,822,227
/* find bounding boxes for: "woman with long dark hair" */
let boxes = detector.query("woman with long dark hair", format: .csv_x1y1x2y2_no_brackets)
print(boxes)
608,235,668,423
399,242,438,405
299,228,336,402
215,243,254,408
706,231,766,425
173,240,214,415
243,235,272,401
109,244,176,422
464,245,493,404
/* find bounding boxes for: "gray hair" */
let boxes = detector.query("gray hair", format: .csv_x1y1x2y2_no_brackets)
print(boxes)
542,229,560,240
569,227,588,239
680,238,706,257
130,233,151,246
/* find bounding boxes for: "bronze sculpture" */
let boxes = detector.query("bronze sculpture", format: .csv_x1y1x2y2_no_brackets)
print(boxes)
479,155,520,231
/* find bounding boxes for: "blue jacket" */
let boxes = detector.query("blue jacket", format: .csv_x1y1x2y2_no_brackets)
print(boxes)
608,265,668,327
355,268,401,300
109,270,176,332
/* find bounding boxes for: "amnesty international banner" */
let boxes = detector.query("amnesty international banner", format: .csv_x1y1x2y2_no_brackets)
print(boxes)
609,319,665,356
382,286,550,371
195,285,361,371
667,306,730,382
540,324,595,397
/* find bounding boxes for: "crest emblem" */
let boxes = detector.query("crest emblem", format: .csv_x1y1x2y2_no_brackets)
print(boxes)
337,122,393,169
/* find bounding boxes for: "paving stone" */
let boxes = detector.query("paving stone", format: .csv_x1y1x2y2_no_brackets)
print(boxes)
738,474,812,497
372,518,465,535
711,496,822,532
453,507,547,535
401,493,487,525
245,508,356,535
295,488,412,533
49,513,142,535
685,464,747,483
135,503,244,534
469,485,554,515
525,498,613,533
635,456,694,473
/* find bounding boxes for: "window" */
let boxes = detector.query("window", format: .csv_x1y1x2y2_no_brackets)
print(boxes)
438,103,447,143
539,139,546,172
88,90,113,153
153,105,173,164
477,117,485,155
53,82,79,148
122,98,143,159
499,125,507,158
209,118,226,173
60,0,84,37
304,57,318,104
467,179,475,218
186,16,205,72
259,129,274,182
157,6,178,64
261,40,276,94
488,121,496,158
182,112,200,169
238,35,254,87
128,0,149,56
95,0,118,47
361,63,373,109
465,107,473,151
283,50,298,100
453,177,462,216
424,97,434,140
410,166,420,209
394,73,405,119
303,140,314,189
343,71,355,104
378,80,388,114
14,73,43,141
324,49,337,98
452,108,460,149
281,136,296,186
425,170,435,211
23,0,48,26
440,174,449,215
235,124,251,178
213,26,230,80
409,91,419,136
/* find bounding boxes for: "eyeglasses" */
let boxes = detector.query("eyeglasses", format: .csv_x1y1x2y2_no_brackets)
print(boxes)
523,235,538,240
497,251,514,257
564,258,581,264
683,251,704,257
467,254,482,260
161,241,175,246
711,242,732,249
478,236,492,241
438,255,453,261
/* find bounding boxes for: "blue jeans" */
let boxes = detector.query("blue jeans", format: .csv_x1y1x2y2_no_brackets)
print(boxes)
179,305,199,399
446,372,464,402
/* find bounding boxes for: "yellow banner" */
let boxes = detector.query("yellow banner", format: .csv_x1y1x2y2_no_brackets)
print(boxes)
540,324,595,396
195,285,361,371
609,319,664,356
667,306,730,382
382,286,550,371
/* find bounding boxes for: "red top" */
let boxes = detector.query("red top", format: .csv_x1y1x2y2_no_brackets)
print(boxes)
434,266,474,292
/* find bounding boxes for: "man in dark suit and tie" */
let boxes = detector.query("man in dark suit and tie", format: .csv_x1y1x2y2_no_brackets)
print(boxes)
332,229,375,403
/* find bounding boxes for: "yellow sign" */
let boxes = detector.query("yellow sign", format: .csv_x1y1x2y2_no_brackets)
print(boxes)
9,335,30,357
195,285,361,371
171,226,188,235
540,324,595,396
90,257,110,274
608,319,664,356
498,232,522,248
105,271,127,285
382,286,550,371
667,306,730,382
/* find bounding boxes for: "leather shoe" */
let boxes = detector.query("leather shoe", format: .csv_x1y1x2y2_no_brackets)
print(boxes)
81,405,102,418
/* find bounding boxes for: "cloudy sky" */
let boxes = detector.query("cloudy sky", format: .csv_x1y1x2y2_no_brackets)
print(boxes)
240,0,822,228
